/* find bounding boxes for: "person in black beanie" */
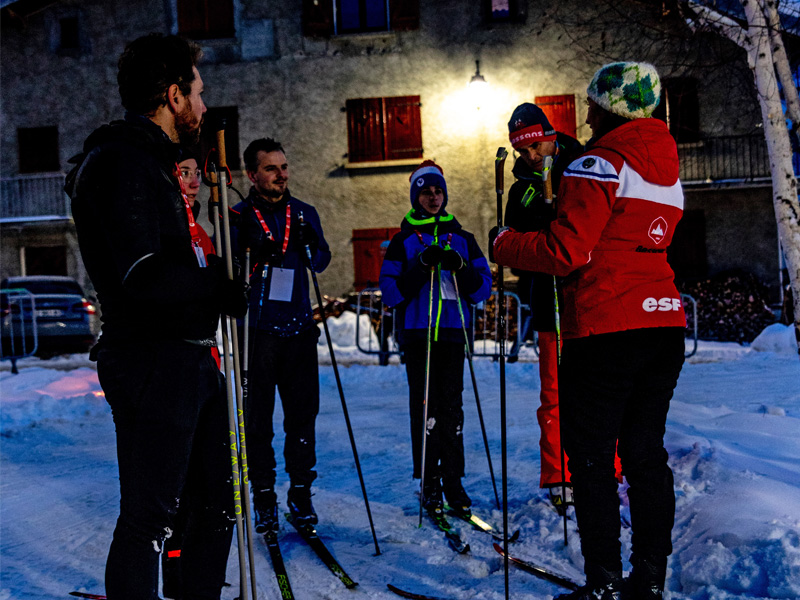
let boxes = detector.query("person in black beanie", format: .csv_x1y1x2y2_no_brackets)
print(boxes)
504,103,584,511
379,161,492,518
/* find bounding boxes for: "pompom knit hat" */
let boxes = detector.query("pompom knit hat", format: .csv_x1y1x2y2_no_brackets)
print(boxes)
507,103,557,149
409,160,448,209
587,62,661,120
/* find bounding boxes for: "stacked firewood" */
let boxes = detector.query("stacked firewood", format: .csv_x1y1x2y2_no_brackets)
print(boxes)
679,270,777,343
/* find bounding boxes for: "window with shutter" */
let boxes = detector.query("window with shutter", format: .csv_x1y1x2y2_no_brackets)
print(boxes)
534,95,577,139
304,0,418,36
346,96,422,164
653,78,701,144
177,0,235,40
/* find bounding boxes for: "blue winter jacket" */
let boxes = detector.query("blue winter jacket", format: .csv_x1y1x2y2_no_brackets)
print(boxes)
379,210,492,345
232,189,331,336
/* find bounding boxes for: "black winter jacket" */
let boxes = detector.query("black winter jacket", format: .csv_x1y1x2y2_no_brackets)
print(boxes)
66,114,224,343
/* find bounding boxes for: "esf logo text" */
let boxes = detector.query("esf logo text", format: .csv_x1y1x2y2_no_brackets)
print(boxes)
642,297,682,312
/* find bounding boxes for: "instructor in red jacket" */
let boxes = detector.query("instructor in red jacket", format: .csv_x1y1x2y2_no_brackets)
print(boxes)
492,62,685,600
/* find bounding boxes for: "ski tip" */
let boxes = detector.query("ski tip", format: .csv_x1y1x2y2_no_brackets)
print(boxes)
492,542,504,555
509,529,521,543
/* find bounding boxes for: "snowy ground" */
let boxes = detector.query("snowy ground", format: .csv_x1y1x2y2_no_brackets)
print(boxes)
1,318,798,600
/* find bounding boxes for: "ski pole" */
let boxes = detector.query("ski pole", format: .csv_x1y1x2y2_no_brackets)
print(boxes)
207,158,250,600
215,128,258,600
418,265,436,527
450,269,501,509
542,155,569,547
299,212,381,556
494,146,510,600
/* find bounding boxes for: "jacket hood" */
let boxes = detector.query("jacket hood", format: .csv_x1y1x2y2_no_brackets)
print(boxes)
590,118,679,186
65,115,178,197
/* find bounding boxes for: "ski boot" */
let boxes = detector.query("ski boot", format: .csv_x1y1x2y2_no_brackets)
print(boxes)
443,477,472,518
555,566,623,600
253,489,279,535
624,555,666,599
287,484,318,527
422,479,445,518
547,484,574,516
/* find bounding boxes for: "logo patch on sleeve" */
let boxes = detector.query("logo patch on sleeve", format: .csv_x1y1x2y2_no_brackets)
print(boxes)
648,216,668,244
582,158,596,168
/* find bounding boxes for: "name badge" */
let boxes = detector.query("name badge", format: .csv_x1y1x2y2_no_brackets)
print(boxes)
440,272,457,300
268,267,294,302
193,242,207,267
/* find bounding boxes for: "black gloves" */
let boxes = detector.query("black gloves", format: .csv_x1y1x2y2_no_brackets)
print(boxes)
419,244,444,267
296,221,319,254
220,277,250,318
254,237,282,265
208,255,250,319
487,226,509,263
440,249,465,271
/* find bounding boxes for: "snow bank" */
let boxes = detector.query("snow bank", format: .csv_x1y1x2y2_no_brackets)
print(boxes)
751,323,797,354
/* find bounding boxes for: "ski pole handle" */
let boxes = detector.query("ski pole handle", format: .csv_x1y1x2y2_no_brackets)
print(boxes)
542,155,554,204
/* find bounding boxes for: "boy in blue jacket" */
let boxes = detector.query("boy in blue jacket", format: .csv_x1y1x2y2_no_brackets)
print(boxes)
379,161,492,517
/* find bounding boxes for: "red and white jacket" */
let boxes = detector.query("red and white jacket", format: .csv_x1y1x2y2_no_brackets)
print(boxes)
494,118,686,339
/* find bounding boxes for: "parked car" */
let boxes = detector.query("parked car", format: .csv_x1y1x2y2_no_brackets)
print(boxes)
0,275,97,356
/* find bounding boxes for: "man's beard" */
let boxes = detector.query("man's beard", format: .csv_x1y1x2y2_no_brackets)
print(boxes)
175,102,202,146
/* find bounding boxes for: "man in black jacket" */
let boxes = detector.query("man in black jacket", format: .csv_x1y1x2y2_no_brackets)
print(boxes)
505,103,583,511
66,34,248,600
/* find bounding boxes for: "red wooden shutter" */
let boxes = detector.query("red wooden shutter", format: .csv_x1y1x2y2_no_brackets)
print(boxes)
384,96,423,160
177,0,234,39
534,94,577,139
390,0,420,31
303,0,335,37
347,98,385,163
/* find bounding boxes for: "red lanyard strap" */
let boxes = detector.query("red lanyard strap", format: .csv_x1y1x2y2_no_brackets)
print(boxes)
175,163,203,246
252,201,292,256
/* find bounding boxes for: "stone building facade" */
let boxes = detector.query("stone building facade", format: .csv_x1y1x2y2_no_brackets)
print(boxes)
0,0,788,302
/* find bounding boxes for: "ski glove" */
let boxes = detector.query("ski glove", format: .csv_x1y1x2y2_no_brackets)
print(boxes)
295,221,319,254
208,255,251,319
254,237,282,265
419,244,444,268
487,226,510,264
220,277,250,319
440,249,465,271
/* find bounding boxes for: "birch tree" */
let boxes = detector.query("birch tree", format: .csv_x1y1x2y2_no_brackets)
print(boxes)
686,0,800,356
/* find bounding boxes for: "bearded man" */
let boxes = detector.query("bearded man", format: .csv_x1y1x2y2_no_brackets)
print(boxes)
66,34,249,600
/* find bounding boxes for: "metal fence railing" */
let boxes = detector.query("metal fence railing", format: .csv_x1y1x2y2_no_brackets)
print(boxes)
354,288,699,362
679,135,771,184
1,289,39,374
0,173,70,221
354,287,523,362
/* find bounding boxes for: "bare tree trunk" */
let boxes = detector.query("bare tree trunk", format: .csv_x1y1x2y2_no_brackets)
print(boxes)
763,0,800,143
688,0,800,357
742,0,800,356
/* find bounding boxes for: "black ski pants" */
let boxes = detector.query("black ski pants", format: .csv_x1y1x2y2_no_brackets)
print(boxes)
559,327,685,580
97,340,234,600
245,326,320,497
404,339,466,484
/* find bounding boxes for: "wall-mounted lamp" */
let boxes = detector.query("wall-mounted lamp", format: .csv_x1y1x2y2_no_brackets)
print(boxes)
469,60,488,90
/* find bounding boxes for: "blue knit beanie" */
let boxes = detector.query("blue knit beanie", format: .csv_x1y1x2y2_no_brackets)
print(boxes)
409,160,448,209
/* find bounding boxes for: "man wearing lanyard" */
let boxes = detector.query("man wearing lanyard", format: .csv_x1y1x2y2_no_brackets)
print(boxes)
232,137,331,535
65,34,249,600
